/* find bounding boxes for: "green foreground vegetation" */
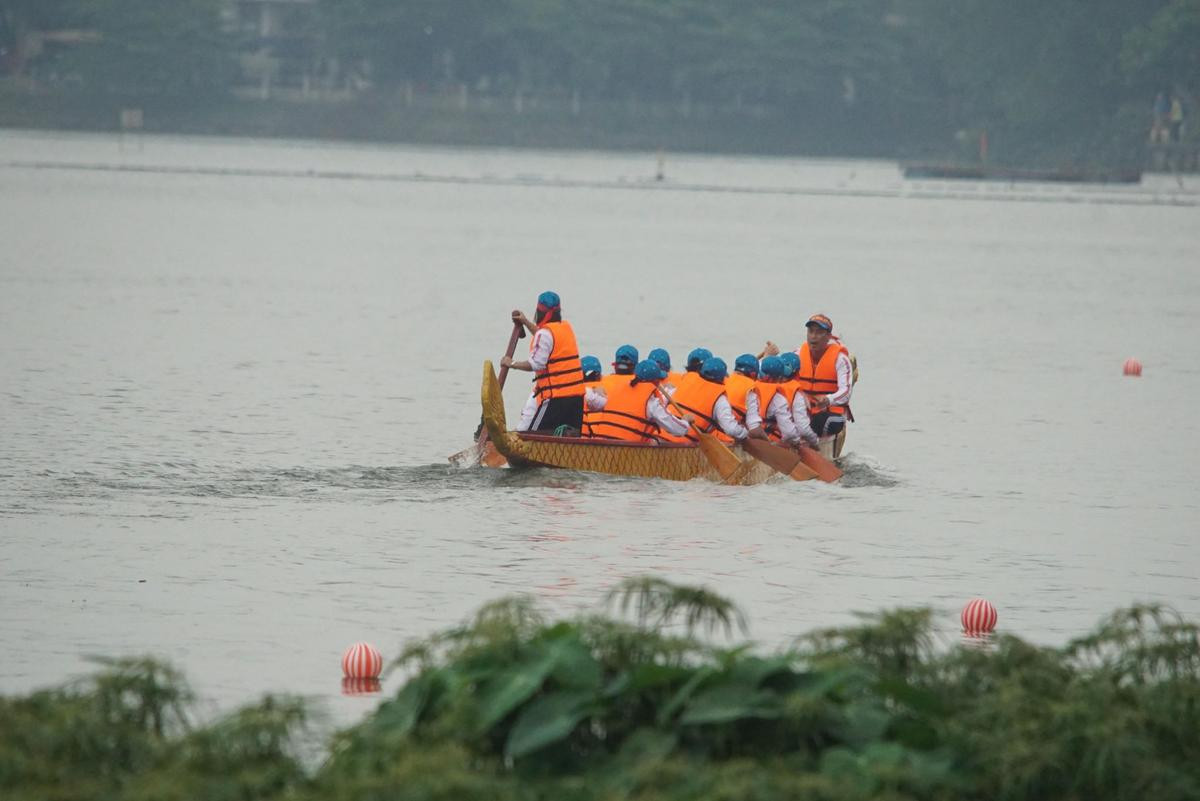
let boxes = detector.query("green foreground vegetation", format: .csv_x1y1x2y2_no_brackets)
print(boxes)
1,0,1197,164
3,578,1199,801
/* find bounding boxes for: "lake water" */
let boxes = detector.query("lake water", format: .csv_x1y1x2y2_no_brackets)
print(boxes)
2,129,1198,725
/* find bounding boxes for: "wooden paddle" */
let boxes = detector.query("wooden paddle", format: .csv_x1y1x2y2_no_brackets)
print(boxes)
799,395,845,482
448,321,525,466
493,321,526,394
795,442,843,483
658,390,750,484
792,438,849,482
694,430,744,482
740,437,819,481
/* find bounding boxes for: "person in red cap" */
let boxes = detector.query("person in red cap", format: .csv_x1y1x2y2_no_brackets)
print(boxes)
502,291,586,433
792,313,853,440
757,314,854,442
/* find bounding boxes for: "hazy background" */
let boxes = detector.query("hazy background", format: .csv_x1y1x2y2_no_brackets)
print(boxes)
1,0,1196,165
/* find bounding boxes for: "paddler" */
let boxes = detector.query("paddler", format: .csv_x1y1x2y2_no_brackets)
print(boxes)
723,354,769,439
586,360,690,443
582,344,639,433
758,355,818,448
502,291,586,433
578,355,606,437
609,344,639,377
794,313,853,440
581,355,602,386
674,347,711,395
668,357,749,443
647,348,681,395
778,351,820,448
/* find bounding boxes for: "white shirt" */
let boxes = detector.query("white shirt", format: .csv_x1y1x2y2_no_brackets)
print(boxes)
584,385,606,411
793,348,853,407
647,392,690,437
763,391,802,443
790,393,819,445
713,395,749,441
528,328,555,372
744,387,763,430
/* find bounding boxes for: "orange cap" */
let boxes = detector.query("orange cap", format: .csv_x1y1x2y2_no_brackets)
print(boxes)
805,313,833,332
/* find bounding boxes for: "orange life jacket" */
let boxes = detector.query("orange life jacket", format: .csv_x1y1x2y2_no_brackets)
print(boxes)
674,371,701,395
669,376,733,443
586,375,660,442
583,372,635,436
776,378,801,409
796,342,848,415
533,321,585,400
724,373,757,425
753,380,781,436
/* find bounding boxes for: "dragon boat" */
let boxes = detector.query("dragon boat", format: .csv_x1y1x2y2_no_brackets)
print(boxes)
479,361,845,484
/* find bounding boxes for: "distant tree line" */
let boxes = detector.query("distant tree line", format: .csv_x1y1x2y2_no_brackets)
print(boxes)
1,0,1196,161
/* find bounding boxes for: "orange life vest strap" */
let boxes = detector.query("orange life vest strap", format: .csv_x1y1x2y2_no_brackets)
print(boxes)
533,321,585,400
587,377,659,442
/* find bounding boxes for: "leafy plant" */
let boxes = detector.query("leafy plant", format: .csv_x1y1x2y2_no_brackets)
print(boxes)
3,581,1199,801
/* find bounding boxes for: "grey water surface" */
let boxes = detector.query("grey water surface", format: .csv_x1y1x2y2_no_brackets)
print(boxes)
2,129,1198,725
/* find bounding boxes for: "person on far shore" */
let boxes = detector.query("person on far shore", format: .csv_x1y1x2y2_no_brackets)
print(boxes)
1169,93,1186,143
502,291,585,433
1152,90,1171,144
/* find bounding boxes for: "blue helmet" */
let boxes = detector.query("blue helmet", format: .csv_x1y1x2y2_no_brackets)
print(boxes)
634,359,667,382
648,347,671,372
734,353,759,377
537,290,561,309
614,344,639,366
780,352,800,377
580,355,602,378
686,347,712,371
699,357,728,382
760,355,785,378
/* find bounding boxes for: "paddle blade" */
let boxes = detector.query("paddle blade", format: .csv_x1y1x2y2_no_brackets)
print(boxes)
448,443,483,467
741,439,817,482
797,445,843,483
695,431,742,480
480,441,507,468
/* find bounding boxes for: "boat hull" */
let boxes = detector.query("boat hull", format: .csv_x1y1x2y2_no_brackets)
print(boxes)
480,361,784,484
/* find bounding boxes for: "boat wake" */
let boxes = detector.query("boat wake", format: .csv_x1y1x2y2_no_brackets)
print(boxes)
835,454,900,488
3,454,901,517
5,462,506,514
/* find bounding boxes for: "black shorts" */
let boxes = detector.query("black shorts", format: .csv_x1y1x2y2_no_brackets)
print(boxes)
809,411,845,438
531,395,584,433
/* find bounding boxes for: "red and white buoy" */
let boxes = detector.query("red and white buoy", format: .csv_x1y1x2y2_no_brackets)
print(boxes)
960,598,998,633
1123,358,1143,377
341,642,383,679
